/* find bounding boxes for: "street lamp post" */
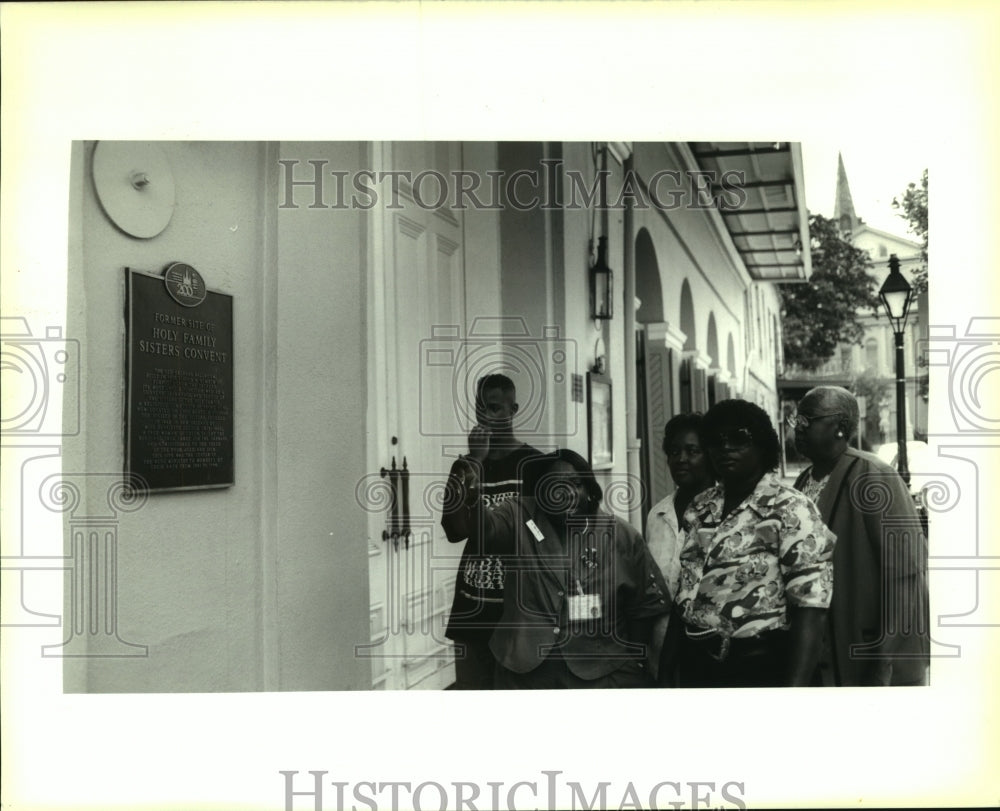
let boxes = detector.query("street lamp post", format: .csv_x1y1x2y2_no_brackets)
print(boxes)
878,254,914,485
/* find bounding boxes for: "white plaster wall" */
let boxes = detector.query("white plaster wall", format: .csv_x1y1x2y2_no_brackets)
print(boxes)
497,142,563,448
461,142,503,332
628,143,788,419
852,229,922,276
494,141,630,505
632,144,748,383
65,140,371,692
558,141,603,463
747,282,783,420
273,141,370,691
66,141,270,691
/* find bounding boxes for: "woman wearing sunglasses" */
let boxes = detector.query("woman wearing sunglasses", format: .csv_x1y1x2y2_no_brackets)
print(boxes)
673,399,836,687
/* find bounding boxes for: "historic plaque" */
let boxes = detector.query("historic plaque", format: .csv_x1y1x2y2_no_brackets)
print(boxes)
125,266,234,491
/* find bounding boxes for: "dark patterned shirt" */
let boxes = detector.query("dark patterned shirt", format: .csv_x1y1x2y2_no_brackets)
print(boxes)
445,444,539,640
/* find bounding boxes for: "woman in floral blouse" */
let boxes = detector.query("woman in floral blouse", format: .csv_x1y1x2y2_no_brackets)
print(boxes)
674,399,836,687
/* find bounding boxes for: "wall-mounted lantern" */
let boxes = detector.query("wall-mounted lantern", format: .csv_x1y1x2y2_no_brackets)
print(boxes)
591,235,614,321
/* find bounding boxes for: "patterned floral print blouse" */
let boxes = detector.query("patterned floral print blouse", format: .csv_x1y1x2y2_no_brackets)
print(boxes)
675,472,836,639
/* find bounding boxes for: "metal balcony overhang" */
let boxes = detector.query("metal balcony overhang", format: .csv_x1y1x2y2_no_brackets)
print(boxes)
690,141,812,282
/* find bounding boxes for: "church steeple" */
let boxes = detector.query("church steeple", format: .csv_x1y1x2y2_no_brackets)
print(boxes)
833,152,860,237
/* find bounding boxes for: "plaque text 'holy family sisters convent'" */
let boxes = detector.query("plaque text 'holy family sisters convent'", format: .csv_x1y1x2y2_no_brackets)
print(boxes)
125,264,234,491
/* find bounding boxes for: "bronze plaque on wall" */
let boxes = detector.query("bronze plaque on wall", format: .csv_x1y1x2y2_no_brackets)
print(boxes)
125,266,234,491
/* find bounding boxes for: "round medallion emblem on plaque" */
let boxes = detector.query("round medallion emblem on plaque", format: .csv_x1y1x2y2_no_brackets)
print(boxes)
163,262,207,307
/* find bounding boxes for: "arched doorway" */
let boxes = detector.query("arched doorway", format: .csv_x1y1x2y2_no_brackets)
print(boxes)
635,229,664,324
680,278,696,351
677,279,707,413
706,312,721,406
706,312,719,368
633,229,671,524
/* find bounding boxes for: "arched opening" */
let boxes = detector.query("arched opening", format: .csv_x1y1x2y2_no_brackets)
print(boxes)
706,313,720,406
706,312,719,368
677,279,705,413
679,279,696,350
634,228,664,325
634,229,669,526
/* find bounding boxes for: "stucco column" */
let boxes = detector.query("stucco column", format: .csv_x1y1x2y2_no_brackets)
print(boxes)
622,152,641,528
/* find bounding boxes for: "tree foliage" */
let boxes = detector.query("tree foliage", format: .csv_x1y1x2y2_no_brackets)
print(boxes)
850,370,892,446
892,169,928,294
779,214,879,370
850,369,891,407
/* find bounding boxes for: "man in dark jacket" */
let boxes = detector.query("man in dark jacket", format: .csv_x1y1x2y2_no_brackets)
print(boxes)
791,385,929,686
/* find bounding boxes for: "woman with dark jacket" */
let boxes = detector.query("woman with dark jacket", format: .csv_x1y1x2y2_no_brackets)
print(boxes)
443,449,671,689
791,385,929,686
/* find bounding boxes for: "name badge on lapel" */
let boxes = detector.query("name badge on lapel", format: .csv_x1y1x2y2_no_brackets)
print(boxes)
568,579,602,621
525,519,545,542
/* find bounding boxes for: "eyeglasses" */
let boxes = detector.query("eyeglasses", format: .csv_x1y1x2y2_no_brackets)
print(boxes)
786,412,841,430
707,428,754,449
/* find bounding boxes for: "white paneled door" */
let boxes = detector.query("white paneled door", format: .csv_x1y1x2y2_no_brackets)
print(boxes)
364,143,467,690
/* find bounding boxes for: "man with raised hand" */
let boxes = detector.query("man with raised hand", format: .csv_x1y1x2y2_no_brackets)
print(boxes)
441,374,539,689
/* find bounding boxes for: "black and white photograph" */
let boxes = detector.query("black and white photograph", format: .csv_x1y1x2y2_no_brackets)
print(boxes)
2,3,998,810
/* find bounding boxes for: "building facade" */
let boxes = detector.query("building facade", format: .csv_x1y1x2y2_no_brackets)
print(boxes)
61,140,808,691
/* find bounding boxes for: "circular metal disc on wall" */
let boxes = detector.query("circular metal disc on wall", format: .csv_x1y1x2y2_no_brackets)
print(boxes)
92,141,176,239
